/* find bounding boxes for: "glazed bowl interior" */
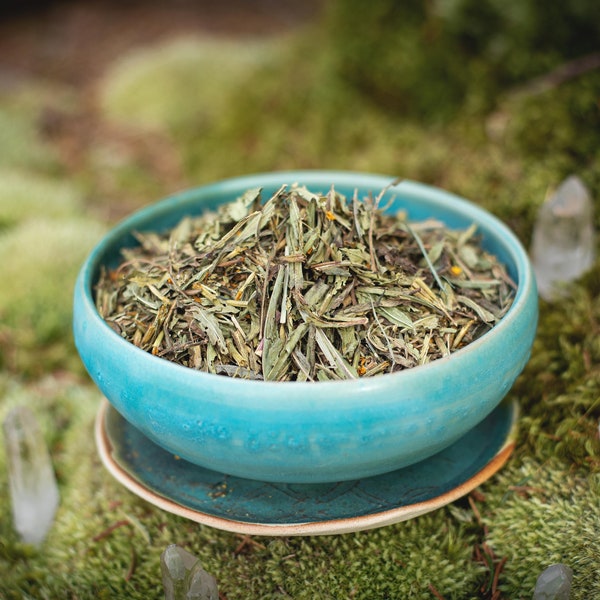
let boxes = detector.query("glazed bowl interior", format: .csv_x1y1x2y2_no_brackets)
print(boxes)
74,171,538,483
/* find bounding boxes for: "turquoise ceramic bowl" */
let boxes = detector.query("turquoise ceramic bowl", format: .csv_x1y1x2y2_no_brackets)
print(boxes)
73,171,538,483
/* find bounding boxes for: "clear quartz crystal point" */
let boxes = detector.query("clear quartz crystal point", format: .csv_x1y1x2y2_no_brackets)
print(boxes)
3,406,60,546
530,175,595,300
161,544,218,600
532,563,573,600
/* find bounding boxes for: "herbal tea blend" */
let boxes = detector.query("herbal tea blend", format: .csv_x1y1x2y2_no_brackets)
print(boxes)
96,184,516,381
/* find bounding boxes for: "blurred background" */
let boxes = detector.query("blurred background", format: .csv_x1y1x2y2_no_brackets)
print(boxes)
0,1,599,598
0,0,598,378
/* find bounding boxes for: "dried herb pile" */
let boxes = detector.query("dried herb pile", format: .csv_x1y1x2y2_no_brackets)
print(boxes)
96,185,516,381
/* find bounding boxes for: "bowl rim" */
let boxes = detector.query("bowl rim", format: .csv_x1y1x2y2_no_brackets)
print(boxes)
75,169,537,394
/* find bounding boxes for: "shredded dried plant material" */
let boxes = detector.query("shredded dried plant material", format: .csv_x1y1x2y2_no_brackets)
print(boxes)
95,185,516,381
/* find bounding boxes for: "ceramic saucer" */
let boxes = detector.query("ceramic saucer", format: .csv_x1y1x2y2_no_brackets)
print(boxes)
95,398,517,536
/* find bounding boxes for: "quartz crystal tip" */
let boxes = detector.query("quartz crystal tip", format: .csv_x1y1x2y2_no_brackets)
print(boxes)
161,544,218,600
532,563,573,600
2,406,60,546
530,175,595,301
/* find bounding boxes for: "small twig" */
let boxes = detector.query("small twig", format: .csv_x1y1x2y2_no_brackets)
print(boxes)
508,485,546,498
468,493,483,526
428,583,446,600
482,543,496,561
487,52,600,139
509,52,600,99
233,534,267,556
124,546,137,582
471,489,486,502
92,519,130,542
280,553,298,561
492,556,508,597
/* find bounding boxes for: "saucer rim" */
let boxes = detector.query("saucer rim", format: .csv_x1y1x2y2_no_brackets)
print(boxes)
95,398,517,536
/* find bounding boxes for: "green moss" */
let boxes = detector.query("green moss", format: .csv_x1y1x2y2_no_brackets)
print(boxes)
0,79,80,175
0,170,83,229
505,70,600,173
506,264,600,471
486,458,600,598
0,108,59,173
322,0,600,121
100,36,280,132
0,217,107,376
322,1,471,121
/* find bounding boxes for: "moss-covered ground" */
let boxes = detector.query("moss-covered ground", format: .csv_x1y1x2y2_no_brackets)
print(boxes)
0,2,598,598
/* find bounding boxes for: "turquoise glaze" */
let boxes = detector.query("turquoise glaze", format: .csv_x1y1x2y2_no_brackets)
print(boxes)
98,397,517,535
73,171,538,483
